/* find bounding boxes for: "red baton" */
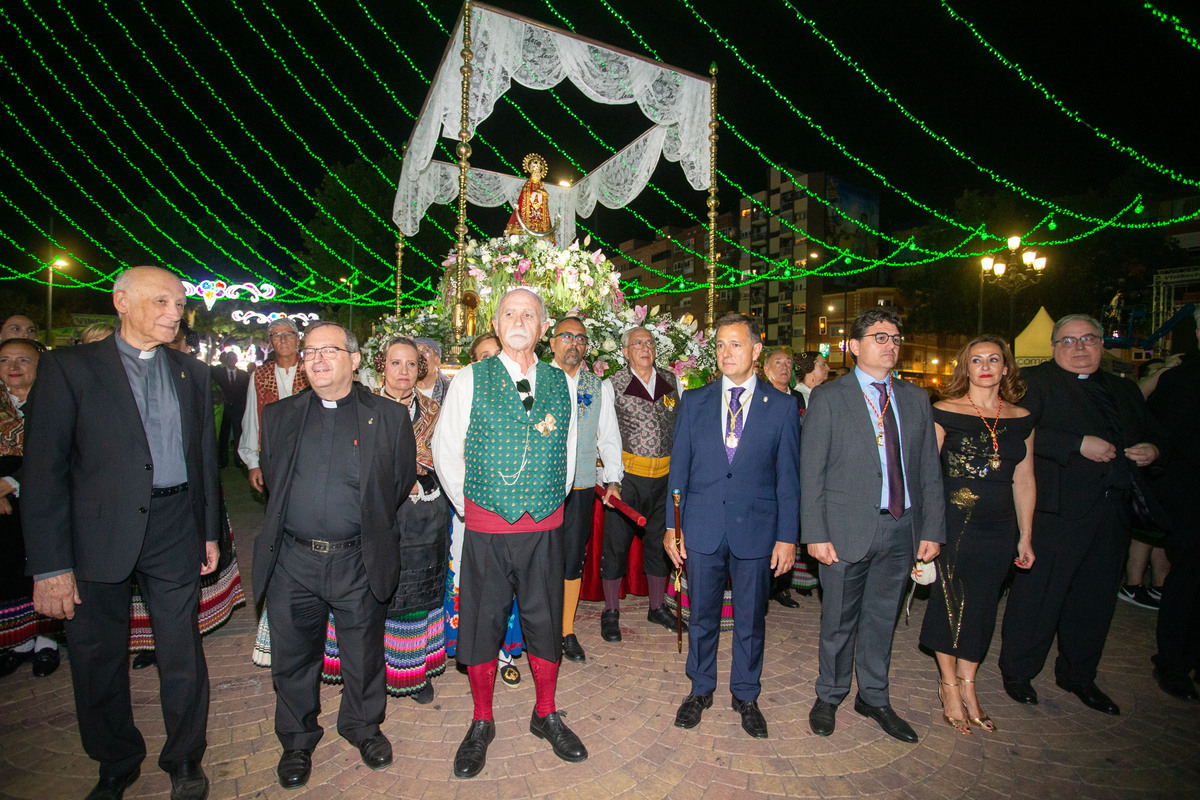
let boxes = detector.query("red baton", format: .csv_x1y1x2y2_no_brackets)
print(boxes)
594,484,646,526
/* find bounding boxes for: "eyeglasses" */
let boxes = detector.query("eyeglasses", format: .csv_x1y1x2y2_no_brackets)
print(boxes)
555,332,588,345
269,331,297,340
300,345,351,360
861,332,904,346
1053,334,1101,348
626,339,655,351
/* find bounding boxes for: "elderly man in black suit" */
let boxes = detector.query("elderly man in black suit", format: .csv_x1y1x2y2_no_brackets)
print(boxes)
999,314,1162,714
24,266,219,800
252,321,416,790
801,308,945,743
212,350,249,468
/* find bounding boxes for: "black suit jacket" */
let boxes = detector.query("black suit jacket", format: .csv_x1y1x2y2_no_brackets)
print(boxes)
22,336,220,581
1021,360,1163,519
251,383,417,606
213,365,250,416
1147,358,1199,526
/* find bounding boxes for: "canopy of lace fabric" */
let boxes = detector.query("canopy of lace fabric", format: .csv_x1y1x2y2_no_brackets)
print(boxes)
393,5,710,241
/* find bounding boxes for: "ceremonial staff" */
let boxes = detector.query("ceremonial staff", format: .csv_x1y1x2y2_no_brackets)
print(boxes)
593,485,646,527
672,489,683,654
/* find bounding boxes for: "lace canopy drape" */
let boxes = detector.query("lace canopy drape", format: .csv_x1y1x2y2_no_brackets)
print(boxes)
393,4,711,239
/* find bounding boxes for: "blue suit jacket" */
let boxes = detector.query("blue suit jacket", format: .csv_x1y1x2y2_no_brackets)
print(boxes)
666,379,801,558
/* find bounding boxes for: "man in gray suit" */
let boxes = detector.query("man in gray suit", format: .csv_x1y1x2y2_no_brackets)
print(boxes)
801,309,945,743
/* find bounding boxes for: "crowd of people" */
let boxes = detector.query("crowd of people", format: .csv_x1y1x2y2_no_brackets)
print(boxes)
1,266,1198,800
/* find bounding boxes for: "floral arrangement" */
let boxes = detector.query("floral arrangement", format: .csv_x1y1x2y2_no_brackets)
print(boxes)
360,235,715,388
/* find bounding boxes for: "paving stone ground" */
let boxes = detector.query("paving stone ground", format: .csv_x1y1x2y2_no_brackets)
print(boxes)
2,468,1198,799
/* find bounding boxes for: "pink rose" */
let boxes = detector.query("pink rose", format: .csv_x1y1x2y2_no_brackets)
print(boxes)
441,254,458,266
593,360,609,376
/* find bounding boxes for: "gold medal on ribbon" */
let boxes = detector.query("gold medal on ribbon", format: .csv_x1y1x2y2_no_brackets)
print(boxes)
725,433,740,449
876,432,884,447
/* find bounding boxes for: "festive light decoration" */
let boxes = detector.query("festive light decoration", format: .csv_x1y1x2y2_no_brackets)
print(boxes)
230,310,320,326
1144,2,1200,51
183,280,278,311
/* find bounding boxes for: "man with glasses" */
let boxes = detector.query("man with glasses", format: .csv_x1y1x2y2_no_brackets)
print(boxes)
999,314,1162,715
548,317,623,663
238,320,308,492
600,326,683,642
802,308,945,743
252,321,416,789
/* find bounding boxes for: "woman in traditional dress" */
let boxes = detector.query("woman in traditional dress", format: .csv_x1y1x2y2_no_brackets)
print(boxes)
920,336,1035,735
443,333,526,685
0,338,61,678
129,324,246,669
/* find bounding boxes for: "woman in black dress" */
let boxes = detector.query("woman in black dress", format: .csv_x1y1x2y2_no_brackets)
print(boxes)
920,336,1035,735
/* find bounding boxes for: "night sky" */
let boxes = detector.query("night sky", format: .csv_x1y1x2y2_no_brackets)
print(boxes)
1,0,1197,313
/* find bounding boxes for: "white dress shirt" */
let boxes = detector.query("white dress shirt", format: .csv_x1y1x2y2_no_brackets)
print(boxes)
432,351,578,518
237,363,300,469
720,374,757,440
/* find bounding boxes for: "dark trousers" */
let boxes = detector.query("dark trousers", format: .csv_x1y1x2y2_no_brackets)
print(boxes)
266,536,386,750
562,488,596,581
217,407,242,467
457,528,563,665
999,493,1127,687
815,511,912,706
1157,526,1200,678
685,535,771,700
65,491,208,779
601,472,670,580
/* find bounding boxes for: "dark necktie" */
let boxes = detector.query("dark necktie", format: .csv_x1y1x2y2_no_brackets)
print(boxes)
516,378,534,413
725,386,745,463
874,381,904,520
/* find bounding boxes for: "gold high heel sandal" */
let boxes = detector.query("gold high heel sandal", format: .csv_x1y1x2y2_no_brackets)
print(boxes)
958,676,996,732
938,680,972,735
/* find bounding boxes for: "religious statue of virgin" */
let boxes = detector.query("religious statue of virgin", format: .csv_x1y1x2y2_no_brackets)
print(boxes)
504,153,555,244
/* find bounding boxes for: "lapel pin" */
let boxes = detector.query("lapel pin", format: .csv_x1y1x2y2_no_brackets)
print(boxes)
367,417,374,425
762,396,767,403
180,371,186,378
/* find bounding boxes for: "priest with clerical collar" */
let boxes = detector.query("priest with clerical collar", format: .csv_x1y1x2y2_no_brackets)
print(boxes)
433,287,587,779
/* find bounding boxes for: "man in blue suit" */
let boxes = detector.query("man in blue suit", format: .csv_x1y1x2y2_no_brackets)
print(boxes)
664,313,801,739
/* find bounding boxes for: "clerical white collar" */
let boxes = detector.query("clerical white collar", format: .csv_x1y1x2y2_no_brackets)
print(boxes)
138,348,157,360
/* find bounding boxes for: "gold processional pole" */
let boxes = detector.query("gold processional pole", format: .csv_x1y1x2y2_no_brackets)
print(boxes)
452,1,474,353
396,142,407,317
706,62,718,330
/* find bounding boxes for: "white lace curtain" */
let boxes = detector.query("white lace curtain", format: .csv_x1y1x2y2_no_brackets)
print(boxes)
393,4,710,240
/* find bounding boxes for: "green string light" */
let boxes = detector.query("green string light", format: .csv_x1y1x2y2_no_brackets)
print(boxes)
1143,2,1200,51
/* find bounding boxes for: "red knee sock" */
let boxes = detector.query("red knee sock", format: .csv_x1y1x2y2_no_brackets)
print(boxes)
528,654,559,717
467,660,498,722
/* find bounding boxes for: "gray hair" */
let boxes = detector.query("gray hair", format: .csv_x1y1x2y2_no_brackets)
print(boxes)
1051,314,1102,343
112,265,176,294
268,318,300,336
494,287,548,323
621,326,651,348
304,320,359,353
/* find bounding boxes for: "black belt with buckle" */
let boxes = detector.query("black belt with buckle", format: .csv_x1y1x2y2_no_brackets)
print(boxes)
150,482,188,498
287,533,361,553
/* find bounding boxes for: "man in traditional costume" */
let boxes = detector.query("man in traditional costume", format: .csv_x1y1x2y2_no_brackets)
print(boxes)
599,326,682,641
548,317,623,664
239,319,308,492
433,287,587,779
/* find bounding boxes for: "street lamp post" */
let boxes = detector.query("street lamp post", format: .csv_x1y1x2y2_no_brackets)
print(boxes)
46,258,68,347
979,236,1047,340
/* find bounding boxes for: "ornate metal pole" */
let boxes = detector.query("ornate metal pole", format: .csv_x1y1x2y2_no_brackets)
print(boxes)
706,62,718,330
396,141,407,317
452,1,474,349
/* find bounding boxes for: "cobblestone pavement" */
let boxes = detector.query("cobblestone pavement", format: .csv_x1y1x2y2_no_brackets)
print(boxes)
2,470,1198,799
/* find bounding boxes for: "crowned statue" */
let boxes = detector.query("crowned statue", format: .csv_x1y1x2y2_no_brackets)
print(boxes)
505,153,556,245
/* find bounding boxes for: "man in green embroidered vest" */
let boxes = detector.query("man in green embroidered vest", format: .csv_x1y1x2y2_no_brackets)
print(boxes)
433,288,587,779
549,317,624,665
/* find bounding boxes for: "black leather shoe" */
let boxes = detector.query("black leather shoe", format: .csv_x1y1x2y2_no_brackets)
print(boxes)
1154,667,1200,701
673,692,713,729
356,732,393,769
529,710,588,762
0,648,31,678
1055,678,1120,715
600,609,621,642
1002,676,1038,705
453,719,495,779
809,698,837,737
132,651,157,670
771,591,800,609
411,682,435,704
853,694,918,743
561,634,586,663
647,603,686,632
731,695,768,739
168,761,208,800
276,749,312,790
31,647,59,678
84,767,140,800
